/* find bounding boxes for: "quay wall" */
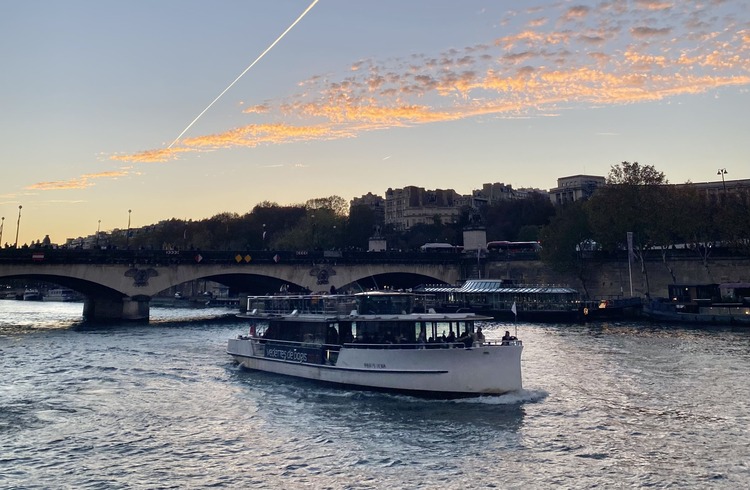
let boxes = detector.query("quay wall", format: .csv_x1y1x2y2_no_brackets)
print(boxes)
486,256,750,299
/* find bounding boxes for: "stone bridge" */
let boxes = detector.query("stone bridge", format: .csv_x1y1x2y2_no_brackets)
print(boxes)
0,249,471,321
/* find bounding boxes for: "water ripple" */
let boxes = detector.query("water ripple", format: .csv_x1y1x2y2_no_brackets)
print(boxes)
2,302,750,488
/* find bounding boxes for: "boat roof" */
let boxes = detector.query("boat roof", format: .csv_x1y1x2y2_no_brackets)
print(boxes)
418,279,578,295
354,290,415,296
239,311,494,321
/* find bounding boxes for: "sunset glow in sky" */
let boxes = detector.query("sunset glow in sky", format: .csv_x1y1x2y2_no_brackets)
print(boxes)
2,0,749,244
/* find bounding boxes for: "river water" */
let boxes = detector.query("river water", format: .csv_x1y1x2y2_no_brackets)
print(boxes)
1,301,749,489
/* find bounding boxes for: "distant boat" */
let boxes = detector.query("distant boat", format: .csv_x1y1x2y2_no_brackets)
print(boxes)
22,288,43,301
415,279,582,322
642,283,750,325
43,288,82,302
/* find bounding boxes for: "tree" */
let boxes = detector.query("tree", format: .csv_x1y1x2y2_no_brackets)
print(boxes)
539,201,594,297
483,195,554,241
587,161,669,295
346,205,377,250
305,196,349,217
607,161,667,185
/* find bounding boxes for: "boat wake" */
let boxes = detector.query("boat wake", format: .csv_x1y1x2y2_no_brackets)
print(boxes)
452,388,548,405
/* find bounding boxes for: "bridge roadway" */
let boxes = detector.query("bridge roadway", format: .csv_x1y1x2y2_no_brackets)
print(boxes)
0,248,480,321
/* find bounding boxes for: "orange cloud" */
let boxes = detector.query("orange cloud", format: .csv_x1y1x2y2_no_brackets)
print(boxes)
562,5,591,23
631,26,672,38
27,168,132,191
27,178,95,191
182,123,354,148
112,147,193,163
635,0,673,11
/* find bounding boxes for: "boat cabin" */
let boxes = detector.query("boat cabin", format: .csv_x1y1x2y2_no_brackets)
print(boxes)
415,279,580,316
244,292,487,354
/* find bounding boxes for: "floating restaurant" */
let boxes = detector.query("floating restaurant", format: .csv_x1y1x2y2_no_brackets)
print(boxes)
415,278,582,322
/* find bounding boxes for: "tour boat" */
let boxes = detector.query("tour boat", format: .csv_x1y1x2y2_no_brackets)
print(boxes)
43,288,82,302
642,283,750,325
227,291,523,397
22,288,43,301
415,279,582,322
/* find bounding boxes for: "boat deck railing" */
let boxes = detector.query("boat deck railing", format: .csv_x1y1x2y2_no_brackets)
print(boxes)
244,293,438,316
245,295,358,316
237,336,522,350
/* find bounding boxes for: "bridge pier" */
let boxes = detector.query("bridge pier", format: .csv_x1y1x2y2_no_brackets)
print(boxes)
83,295,150,322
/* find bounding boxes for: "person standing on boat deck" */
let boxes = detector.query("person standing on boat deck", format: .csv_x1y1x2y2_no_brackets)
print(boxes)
475,326,485,343
446,329,456,343
326,325,339,345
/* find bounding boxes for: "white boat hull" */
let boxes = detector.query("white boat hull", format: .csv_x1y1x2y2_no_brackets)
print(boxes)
227,338,522,396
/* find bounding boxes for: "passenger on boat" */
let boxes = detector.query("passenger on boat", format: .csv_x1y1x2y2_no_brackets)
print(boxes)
475,327,485,343
501,331,517,344
458,330,473,348
446,330,456,343
326,325,339,344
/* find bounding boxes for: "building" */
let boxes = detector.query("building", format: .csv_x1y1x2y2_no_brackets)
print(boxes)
350,192,385,226
384,186,462,231
472,182,516,206
548,175,606,205
674,178,750,202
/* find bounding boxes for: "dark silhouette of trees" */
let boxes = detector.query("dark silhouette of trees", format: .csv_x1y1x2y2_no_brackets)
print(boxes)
483,193,554,242
539,200,593,296
540,161,750,294
346,205,377,250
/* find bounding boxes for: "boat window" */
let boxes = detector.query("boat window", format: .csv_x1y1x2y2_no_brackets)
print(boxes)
326,323,339,345
339,321,354,344
352,320,416,344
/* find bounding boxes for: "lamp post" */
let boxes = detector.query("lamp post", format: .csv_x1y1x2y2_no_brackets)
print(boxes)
126,209,132,249
0,216,4,248
310,213,316,250
96,219,101,248
717,168,728,192
262,223,267,249
14,205,22,248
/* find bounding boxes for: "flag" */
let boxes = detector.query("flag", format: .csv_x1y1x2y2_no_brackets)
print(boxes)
511,301,517,316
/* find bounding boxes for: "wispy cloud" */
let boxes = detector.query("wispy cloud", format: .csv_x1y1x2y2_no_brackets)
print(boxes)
26,168,133,191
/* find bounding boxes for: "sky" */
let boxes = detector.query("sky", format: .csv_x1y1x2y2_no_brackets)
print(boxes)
1,0,749,245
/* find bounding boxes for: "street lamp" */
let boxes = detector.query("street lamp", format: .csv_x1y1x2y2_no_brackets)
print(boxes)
14,205,22,248
0,216,4,248
126,209,132,248
310,213,316,250
96,219,101,248
262,223,267,249
717,168,728,192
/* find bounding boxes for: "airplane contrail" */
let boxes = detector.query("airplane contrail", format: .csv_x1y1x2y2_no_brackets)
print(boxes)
168,0,320,149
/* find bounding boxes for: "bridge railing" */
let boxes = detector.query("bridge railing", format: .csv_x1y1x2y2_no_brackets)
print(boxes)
0,248,503,266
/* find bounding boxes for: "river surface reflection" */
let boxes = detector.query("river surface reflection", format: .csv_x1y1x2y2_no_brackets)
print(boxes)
1,301,749,488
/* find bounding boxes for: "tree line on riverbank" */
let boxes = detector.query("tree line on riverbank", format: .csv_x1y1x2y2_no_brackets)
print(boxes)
28,163,750,282
103,193,555,253
539,162,750,296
